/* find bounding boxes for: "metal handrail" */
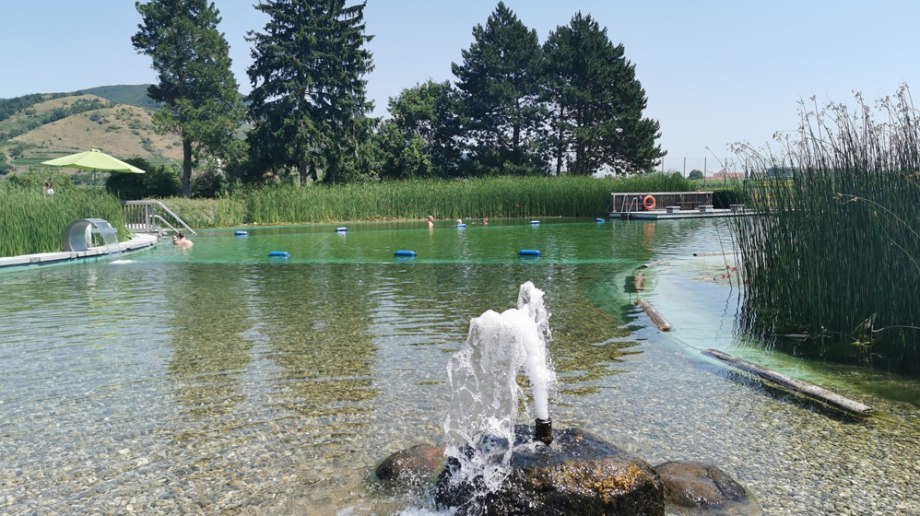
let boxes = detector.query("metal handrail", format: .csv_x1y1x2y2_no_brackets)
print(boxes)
152,214,181,235
123,200,197,235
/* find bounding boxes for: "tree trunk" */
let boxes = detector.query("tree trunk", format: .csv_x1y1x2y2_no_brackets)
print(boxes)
298,161,308,186
512,99,521,164
555,100,565,176
182,138,193,198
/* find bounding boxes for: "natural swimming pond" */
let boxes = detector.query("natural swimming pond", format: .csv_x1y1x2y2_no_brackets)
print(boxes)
1,218,918,514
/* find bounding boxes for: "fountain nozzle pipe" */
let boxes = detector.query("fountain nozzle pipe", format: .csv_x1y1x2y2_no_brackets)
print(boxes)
535,418,553,446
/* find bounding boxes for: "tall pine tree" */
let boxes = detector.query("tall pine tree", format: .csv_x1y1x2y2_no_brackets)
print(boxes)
246,0,373,184
452,2,545,175
543,13,663,175
133,0,245,197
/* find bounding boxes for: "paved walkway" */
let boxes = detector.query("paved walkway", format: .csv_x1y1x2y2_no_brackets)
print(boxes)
0,233,158,269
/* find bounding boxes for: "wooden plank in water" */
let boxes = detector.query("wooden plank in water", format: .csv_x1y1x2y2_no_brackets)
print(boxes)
703,349,873,416
637,299,671,331
633,271,645,291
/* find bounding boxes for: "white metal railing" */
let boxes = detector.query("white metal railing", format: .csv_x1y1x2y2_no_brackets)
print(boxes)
123,200,197,235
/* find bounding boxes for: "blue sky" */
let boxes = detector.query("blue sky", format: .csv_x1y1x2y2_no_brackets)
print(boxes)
2,1,918,171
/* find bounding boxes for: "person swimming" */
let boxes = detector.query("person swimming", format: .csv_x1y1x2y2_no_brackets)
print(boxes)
427,215,434,229
172,232,194,249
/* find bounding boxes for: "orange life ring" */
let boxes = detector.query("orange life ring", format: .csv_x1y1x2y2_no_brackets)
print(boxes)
642,195,657,211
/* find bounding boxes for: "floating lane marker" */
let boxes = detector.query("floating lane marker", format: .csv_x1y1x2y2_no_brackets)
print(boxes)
394,249,416,258
268,251,290,258
519,249,541,257
335,227,348,233
234,230,248,236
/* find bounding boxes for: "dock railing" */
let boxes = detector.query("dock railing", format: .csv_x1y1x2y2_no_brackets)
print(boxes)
611,191,714,214
123,200,197,236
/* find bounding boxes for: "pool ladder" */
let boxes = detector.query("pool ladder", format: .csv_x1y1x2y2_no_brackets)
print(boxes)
123,200,197,236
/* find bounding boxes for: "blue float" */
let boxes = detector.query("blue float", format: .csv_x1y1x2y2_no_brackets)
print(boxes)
394,249,416,258
456,223,467,229
234,230,248,236
595,217,605,223
519,249,541,257
268,251,290,258
335,227,348,232
530,220,540,225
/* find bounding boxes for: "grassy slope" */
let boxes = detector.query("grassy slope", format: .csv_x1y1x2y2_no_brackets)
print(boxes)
78,84,159,110
1,94,181,172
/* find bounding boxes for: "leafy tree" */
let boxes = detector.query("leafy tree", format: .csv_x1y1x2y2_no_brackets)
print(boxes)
133,0,246,197
376,80,462,178
452,2,545,174
688,169,704,180
543,13,664,175
105,158,181,199
246,0,374,185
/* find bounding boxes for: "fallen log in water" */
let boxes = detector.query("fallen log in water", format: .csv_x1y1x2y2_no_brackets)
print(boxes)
703,349,873,416
636,299,671,331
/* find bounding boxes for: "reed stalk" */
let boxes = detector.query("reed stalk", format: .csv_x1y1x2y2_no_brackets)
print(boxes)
733,86,920,373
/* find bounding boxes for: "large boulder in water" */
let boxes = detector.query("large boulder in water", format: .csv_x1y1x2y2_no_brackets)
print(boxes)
435,426,664,515
653,461,756,514
375,444,445,488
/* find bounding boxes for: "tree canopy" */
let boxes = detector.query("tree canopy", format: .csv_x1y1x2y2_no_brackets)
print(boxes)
452,2,545,175
132,0,245,197
129,1,664,192
543,12,663,176
246,0,374,184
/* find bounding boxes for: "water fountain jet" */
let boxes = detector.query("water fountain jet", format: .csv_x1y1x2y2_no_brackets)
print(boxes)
434,282,667,514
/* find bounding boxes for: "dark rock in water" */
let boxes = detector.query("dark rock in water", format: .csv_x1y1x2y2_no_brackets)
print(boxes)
654,461,756,514
435,426,664,515
376,444,445,488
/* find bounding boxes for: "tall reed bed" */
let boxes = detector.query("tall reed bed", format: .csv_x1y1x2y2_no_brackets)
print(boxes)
734,86,920,373
157,196,247,228
0,185,127,257
245,174,692,224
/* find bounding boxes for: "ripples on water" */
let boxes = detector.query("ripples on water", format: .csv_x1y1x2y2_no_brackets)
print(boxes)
0,219,917,514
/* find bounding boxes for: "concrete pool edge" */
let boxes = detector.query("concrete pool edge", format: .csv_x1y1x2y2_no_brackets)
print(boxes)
0,233,158,269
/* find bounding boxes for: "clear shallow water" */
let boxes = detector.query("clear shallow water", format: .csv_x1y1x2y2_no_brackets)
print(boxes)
0,218,917,514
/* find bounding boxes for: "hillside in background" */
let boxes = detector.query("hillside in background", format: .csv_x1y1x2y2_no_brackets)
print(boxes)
0,85,181,175
76,85,160,110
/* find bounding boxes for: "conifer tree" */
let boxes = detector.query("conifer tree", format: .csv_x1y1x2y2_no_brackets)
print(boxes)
543,13,663,175
133,0,245,197
246,0,374,184
452,2,545,174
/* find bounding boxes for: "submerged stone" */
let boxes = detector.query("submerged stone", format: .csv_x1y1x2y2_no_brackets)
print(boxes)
375,444,445,488
653,461,756,514
435,426,664,515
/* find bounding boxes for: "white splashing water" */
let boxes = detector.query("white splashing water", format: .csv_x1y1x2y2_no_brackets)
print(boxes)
443,281,555,490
